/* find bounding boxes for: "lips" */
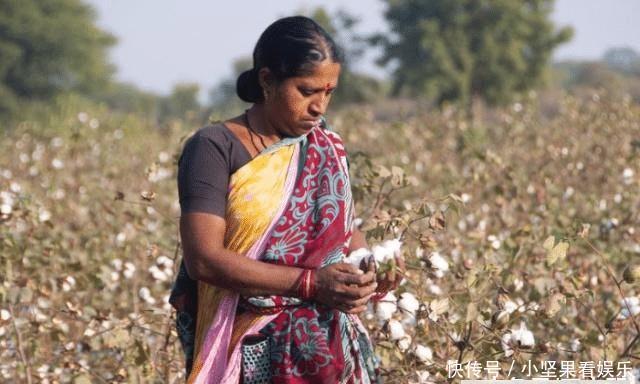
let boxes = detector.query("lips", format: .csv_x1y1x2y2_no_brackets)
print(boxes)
300,119,321,129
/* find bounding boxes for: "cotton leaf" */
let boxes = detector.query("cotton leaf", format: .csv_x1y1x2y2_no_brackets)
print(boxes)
546,241,569,266
542,235,555,251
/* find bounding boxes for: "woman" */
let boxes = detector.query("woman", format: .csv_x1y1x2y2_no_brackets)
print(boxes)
170,16,402,383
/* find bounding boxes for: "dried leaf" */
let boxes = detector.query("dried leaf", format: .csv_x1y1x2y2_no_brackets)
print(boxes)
140,190,156,202
546,241,569,266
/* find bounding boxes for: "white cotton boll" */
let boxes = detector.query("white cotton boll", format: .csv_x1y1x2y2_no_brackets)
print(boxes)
398,292,420,315
156,255,174,269
415,247,424,258
0,204,11,215
414,344,433,363
516,297,526,313
503,300,518,314
115,232,126,245
397,335,412,352
428,283,443,296
570,338,581,352
149,265,168,282
376,296,398,321
512,321,535,347
9,182,20,193
433,270,444,279
415,370,430,382
428,252,449,272
353,217,363,228
138,287,156,304
51,158,64,169
345,248,371,269
388,319,405,340
501,333,514,357
619,297,640,319
77,112,89,123
512,278,523,292
38,208,51,222
111,258,123,271
0,309,10,321
382,239,402,257
372,244,393,264
123,262,136,279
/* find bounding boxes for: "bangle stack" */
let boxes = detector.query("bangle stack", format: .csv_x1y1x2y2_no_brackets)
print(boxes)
297,269,316,300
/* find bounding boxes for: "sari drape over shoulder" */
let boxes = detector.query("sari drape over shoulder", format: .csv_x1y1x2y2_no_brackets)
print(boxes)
170,123,380,383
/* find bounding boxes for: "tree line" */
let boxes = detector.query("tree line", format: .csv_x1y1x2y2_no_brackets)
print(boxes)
2,0,638,124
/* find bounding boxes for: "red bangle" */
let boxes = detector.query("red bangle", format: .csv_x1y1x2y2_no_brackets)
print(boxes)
297,269,316,300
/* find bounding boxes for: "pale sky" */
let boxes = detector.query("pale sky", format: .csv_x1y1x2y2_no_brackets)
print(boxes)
85,1,640,98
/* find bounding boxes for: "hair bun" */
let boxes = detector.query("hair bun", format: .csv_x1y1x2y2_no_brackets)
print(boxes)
236,68,262,103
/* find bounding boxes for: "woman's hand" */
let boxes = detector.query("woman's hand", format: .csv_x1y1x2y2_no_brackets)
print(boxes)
314,262,377,314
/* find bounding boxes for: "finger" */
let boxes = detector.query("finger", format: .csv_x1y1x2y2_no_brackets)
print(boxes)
337,281,377,300
346,292,376,308
368,256,377,274
339,270,375,286
333,262,364,275
346,304,368,314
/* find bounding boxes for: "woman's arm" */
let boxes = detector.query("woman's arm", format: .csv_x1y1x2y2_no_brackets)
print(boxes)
180,212,377,312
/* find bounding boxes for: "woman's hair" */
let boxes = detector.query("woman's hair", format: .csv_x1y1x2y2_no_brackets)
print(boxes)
236,16,343,103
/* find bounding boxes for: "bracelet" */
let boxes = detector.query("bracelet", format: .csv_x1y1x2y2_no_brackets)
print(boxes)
297,269,316,300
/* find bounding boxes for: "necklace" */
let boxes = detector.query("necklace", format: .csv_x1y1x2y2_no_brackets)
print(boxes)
244,109,268,153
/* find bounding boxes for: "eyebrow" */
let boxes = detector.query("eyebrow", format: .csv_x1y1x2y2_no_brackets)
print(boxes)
301,84,338,92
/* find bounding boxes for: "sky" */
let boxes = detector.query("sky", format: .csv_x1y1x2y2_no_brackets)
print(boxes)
85,0,640,98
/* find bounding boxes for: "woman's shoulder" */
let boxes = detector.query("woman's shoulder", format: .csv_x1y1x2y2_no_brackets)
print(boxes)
180,122,251,173
187,122,235,146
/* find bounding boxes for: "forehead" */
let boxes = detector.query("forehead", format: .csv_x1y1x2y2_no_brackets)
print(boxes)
292,60,341,85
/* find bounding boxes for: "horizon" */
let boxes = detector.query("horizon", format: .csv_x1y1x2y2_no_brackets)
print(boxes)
85,0,640,98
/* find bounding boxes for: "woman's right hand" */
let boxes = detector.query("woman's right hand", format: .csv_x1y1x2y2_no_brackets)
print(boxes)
313,261,377,314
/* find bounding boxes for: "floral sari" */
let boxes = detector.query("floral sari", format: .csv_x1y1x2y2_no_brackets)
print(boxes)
170,122,380,383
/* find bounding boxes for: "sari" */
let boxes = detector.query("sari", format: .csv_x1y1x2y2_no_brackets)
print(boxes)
170,122,380,383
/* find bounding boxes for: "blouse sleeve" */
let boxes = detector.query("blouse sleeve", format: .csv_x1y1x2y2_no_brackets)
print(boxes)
177,129,230,217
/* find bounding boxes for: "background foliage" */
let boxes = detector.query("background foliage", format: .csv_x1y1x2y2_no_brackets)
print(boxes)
1,0,639,382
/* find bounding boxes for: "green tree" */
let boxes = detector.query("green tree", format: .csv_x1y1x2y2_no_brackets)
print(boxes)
309,7,385,106
373,0,572,111
159,83,201,122
0,0,116,115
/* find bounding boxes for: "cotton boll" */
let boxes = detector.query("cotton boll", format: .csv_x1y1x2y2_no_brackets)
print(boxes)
398,292,420,315
428,252,449,272
397,335,412,352
382,239,402,257
345,248,372,269
376,292,398,321
387,319,405,340
372,244,393,264
414,344,433,363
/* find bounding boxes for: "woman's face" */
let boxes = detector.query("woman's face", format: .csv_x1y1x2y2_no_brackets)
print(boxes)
263,60,341,137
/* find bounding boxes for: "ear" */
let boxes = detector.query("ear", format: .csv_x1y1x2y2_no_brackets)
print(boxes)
257,67,274,91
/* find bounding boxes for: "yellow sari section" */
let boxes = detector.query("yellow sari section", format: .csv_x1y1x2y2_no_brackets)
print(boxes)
189,143,296,379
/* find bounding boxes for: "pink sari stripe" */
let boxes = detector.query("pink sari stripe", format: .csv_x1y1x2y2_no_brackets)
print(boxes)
192,145,300,384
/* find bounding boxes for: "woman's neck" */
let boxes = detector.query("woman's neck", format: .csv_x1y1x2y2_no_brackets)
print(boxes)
247,104,282,142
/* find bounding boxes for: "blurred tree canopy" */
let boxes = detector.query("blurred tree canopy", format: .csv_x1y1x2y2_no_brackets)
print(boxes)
0,0,116,116
309,7,385,106
373,0,573,111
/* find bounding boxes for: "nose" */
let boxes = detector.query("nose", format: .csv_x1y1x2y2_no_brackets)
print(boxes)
308,95,327,117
